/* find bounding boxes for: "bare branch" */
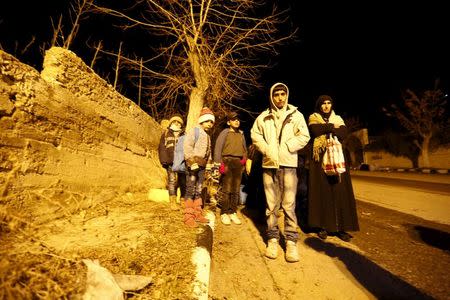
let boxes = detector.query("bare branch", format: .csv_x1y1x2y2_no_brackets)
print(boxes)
21,36,36,55
90,40,103,68
95,0,296,126
113,42,123,89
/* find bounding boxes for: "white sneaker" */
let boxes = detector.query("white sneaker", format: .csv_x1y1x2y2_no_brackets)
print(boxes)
228,213,242,225
285,240,299,262
220,214,231,225
265,238,278,259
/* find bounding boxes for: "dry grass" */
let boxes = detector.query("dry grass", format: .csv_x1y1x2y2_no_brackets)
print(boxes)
0,206,84,299
0,195,198,299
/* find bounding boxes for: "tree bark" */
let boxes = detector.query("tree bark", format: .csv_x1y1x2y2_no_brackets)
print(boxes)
186,88,205,131
421,135,431,168
186,47,209,131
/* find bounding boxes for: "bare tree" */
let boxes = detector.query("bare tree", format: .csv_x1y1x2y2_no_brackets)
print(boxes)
94,0,295,129
50,0,94,49
383,80,447,167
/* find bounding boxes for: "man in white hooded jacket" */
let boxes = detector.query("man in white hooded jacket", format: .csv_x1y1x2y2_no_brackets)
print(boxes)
251,82,310,262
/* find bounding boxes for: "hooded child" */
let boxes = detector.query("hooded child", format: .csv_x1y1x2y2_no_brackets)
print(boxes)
251,82,310,262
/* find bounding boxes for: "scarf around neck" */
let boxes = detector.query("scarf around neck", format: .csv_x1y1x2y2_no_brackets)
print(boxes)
309,111,345,161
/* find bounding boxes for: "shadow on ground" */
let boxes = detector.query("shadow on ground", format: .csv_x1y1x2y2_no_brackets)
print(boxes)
241,206,266,240
304,237,434,300
405,224,450,251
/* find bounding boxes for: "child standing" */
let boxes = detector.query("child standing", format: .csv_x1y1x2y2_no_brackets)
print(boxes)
183,107,215,228
158,114,186,210
214,111,247,225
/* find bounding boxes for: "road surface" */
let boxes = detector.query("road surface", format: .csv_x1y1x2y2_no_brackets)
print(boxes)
208,171,450,299
351,171,450,225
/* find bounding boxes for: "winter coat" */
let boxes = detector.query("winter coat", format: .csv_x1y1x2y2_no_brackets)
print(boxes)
158,128,182,167
184,125,211,167
250,83,310,168
307,111,359,232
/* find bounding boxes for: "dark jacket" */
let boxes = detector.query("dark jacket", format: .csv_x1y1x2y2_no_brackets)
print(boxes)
158,129,183,167
213,128,247,163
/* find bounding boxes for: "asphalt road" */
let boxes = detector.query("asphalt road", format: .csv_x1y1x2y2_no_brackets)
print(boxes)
351,171,450,225
350,170,450,185
352,174,450,195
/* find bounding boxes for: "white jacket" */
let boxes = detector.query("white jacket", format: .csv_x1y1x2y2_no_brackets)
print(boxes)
251,83,310,168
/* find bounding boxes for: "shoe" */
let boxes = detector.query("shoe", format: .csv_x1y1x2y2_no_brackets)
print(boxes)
285,240,299,262
183,200,198,228
317,230,327,240
193,198,209,223
228,213,242,225
169,196,179,211
337,231,352,242
221,214,231,225
265,238,278,259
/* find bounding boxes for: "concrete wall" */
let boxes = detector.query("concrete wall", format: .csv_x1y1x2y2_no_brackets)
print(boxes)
0,47,165,223
365,147,450,170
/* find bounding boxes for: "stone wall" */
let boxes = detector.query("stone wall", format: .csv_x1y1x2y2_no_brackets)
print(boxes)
0,47,165,223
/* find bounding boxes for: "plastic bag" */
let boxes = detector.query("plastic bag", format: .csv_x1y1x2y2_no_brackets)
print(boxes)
322,136,346,176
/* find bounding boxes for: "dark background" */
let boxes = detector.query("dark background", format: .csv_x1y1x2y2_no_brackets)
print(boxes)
1,1,448,135
261,1,449,135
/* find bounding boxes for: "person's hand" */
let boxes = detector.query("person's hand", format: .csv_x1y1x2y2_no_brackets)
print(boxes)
219,162,227,174
190,163,199,171
245,159,252,176
240,158,247,166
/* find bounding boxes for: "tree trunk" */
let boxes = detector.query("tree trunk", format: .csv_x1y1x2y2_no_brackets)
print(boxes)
421,135,431,168
186,88,205,131
186,45,209,131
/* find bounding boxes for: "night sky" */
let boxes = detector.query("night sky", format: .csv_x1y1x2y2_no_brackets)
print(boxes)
264,1,449,135
1,1,448,135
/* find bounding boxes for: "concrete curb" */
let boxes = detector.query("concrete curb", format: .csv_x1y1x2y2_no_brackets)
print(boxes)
191,210,215,300
146,188,216,298
147,189,216,298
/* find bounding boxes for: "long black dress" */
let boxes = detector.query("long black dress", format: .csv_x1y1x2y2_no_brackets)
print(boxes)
307,122,359,233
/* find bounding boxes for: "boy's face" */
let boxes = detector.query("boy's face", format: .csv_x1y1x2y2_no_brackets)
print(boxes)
227,118,240,130
320,100,332,114
272,90,287,109
200,120,214,132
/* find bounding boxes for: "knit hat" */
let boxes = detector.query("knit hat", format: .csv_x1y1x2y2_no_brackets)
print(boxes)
169,113,184,125
198,107,215,124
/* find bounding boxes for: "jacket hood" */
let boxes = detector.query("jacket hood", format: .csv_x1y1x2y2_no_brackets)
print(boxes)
270,82,289,112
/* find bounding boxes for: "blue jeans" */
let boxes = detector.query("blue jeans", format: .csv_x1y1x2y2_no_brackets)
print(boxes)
263,167,299,242
167,167,186,197
185,168,205,200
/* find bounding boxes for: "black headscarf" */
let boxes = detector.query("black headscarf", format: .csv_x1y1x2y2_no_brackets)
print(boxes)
315,95,333,121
